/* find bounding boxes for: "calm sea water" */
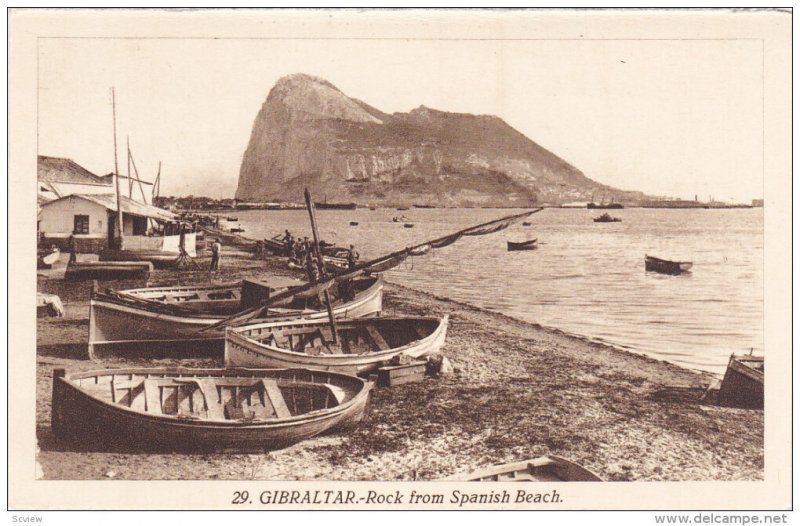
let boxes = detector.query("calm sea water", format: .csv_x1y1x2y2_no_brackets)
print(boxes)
235,207,763,376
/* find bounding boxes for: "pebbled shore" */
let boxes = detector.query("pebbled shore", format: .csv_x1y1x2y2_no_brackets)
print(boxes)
35,238,763,481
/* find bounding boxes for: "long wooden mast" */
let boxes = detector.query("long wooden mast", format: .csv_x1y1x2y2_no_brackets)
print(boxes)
111,87,123,248
304,188,339,344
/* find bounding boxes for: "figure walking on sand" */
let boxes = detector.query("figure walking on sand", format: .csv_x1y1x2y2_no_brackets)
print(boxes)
210,238,222,271
68,233,77,263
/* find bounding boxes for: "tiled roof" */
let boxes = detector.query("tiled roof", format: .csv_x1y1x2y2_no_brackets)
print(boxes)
38,156,110,185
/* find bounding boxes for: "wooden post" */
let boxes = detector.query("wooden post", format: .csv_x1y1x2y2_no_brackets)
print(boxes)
127,136,132,198
304,188,338,344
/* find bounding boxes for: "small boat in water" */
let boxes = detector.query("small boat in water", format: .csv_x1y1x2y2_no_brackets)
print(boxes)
593,213,621,223
226,316,449,374
447,455,603,481
718,353,763,409
645,255,693,275
51,366,373,451
88,276,384,357
587,202,624,210
507,239,538,251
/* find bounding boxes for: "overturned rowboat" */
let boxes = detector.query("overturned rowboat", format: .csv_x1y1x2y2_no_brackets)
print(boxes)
51,367,372,451
447,455,603,481
88,275,383,358
65,261,153,281
226,316,449,375
645,255,693,275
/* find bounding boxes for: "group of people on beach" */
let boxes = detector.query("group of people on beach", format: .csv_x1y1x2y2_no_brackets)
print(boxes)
282,230,360,282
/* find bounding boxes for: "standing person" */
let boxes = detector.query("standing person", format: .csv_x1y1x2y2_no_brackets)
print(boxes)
210,238,222,271
347,244,360,270
68,233,77,263
284,230,295,257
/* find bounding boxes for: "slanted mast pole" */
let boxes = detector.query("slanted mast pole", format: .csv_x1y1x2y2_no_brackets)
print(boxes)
111,87,123,249
126,136,132,198
304,188,339,345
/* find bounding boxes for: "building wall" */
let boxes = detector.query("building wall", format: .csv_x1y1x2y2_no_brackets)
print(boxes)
38,196,109,238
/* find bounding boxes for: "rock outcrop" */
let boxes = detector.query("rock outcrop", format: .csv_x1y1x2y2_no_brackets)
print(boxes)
236,73,640,206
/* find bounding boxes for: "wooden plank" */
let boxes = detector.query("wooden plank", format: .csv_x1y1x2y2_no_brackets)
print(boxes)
143,379,163,414
195,379,225,420
365,326,391,351
261,379,292,419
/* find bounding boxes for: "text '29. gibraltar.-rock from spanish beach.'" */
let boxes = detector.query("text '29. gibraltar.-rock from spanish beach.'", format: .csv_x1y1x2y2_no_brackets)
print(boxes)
236,73,637,207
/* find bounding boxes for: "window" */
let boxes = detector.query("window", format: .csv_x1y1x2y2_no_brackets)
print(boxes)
132,216,148,236
73,215,90,234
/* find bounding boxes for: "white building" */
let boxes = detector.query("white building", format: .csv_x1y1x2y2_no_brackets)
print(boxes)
38,155,155,205
38,194,196,255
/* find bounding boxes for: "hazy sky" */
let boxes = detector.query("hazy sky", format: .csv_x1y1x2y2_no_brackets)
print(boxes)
38,35,764,201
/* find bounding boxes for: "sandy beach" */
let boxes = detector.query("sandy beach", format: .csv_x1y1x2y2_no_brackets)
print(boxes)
35,235,763,481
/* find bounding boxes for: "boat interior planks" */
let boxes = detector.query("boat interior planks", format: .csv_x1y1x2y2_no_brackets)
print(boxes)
51,367,373,452
225,315,449,374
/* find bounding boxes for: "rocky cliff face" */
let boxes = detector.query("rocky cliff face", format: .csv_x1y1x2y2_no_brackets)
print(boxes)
237,74,640,206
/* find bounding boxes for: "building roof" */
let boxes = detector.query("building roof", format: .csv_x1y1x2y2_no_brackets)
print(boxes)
42,193,177,222
98,173,154,186
38,156,111,186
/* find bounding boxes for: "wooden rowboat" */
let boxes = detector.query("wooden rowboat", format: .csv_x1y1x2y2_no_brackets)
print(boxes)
38,248,61,269
645,255,693,275
99,249,211,269
718,354,763,409
88,275,384,357
447,455,603,481
51,367,372,451
507,239,538,251
226,315,449,375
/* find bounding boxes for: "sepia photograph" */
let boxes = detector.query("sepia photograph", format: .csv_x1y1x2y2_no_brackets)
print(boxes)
8,7,792,512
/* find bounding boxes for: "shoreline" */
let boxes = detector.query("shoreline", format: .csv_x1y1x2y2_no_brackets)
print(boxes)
384,279,720,381
35,233,763,481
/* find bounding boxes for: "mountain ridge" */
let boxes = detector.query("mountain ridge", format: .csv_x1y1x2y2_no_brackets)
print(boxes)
236,73,643,206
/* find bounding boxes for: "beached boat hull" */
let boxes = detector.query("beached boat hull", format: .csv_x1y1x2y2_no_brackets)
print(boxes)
645,255,693,275
718,354,763,409
448,455,603,481
88,276,384,357
51,367,372,451
225,316,449,375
